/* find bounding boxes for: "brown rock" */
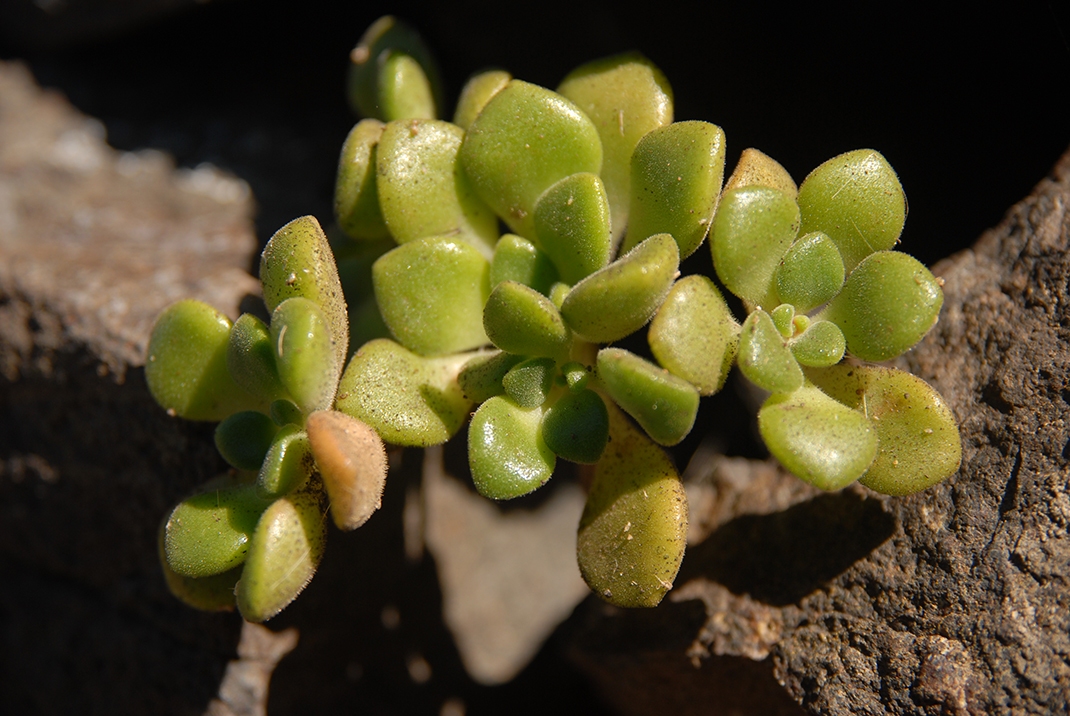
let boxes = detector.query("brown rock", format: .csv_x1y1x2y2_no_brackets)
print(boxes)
0,60,258,714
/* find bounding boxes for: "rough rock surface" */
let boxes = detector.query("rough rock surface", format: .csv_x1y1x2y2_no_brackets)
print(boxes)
0,60,256,714
569,148,1070,714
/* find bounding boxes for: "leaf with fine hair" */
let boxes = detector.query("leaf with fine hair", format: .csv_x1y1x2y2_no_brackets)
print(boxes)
577,401,687,608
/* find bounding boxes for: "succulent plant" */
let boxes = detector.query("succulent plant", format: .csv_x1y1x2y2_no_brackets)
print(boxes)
146,15,961,620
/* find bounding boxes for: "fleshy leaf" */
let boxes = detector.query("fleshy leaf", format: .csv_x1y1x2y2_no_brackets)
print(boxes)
557,53,673,244
532,172,612,284
376,119,497,256
770,304,796,339
269,399,303,428
623,120,725,258
158,520,241,612
336,339,473,447
306,410,388,530
346,15,443,121
372,235,491,356
490,234,559,296
335,118,390,240
468,396,555,500
377,51,436,121
560,233,679,343
164,474,271,578
215,411,279,471
648,275,739,395
146,300,261,421
227,313,290,405
775,232,845,312
737,309,804,394
502,356,556,408
818,250,943,362
797,149,906,271
789,320,846,367
561,361,591,391
236,482,327,623
758,383,878,490
270,297,341,415
596,347,699,446
256,425,313,499
483,280,571,361
453,69,511,131
542,388,609,464
723,147,798,198
457,350,525,403
459,80,602,238
807,364,961,495
577,402,687,608
710,186,800,308
259,216,349,372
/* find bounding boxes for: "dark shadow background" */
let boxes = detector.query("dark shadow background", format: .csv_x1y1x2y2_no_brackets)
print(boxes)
1,1,1068,714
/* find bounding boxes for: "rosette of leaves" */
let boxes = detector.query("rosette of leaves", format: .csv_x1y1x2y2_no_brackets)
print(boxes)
333,22,734,607
702,148,962,492
147,216,389,622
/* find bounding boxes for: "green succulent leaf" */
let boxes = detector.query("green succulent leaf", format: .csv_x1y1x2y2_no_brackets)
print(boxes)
146,300,262,421
215,411,279,471
648,275,739,395
737,309,804,394
758,383,878,491
270,297,341,415
542,388,610,464
818,250,943,362
560,233,679,343
770,304,796,339
158,520,241,612
376,118,497,256
797,149,906,271
457,350,525,403
259,216,349,372
775,231,845,312
336,338,473,447
577,402,687,608
557,53,674,243
459,79,603,238
490,234,560,296
236,481,327,623
723,147,798,198
483,280,571,361
596,347,699,446
372,235,491,356
256,425,313,499
561,361,591,391
227,313,290,405
789,320,846,367
269,398,304,428
710,186,800,308
468,396,555,500
453,69,511,131
376,51,436,121
623,120,725,258
806,364,961,495
502,356,557,408
533,172,612,284
346,15,443,121
163,474,271,579
306,409,388,530
335,118,390,241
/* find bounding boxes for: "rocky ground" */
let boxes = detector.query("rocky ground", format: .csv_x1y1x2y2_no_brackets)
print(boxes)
1,2,1068,714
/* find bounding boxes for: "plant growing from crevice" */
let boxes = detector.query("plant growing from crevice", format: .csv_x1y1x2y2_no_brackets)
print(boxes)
146,15,961,621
